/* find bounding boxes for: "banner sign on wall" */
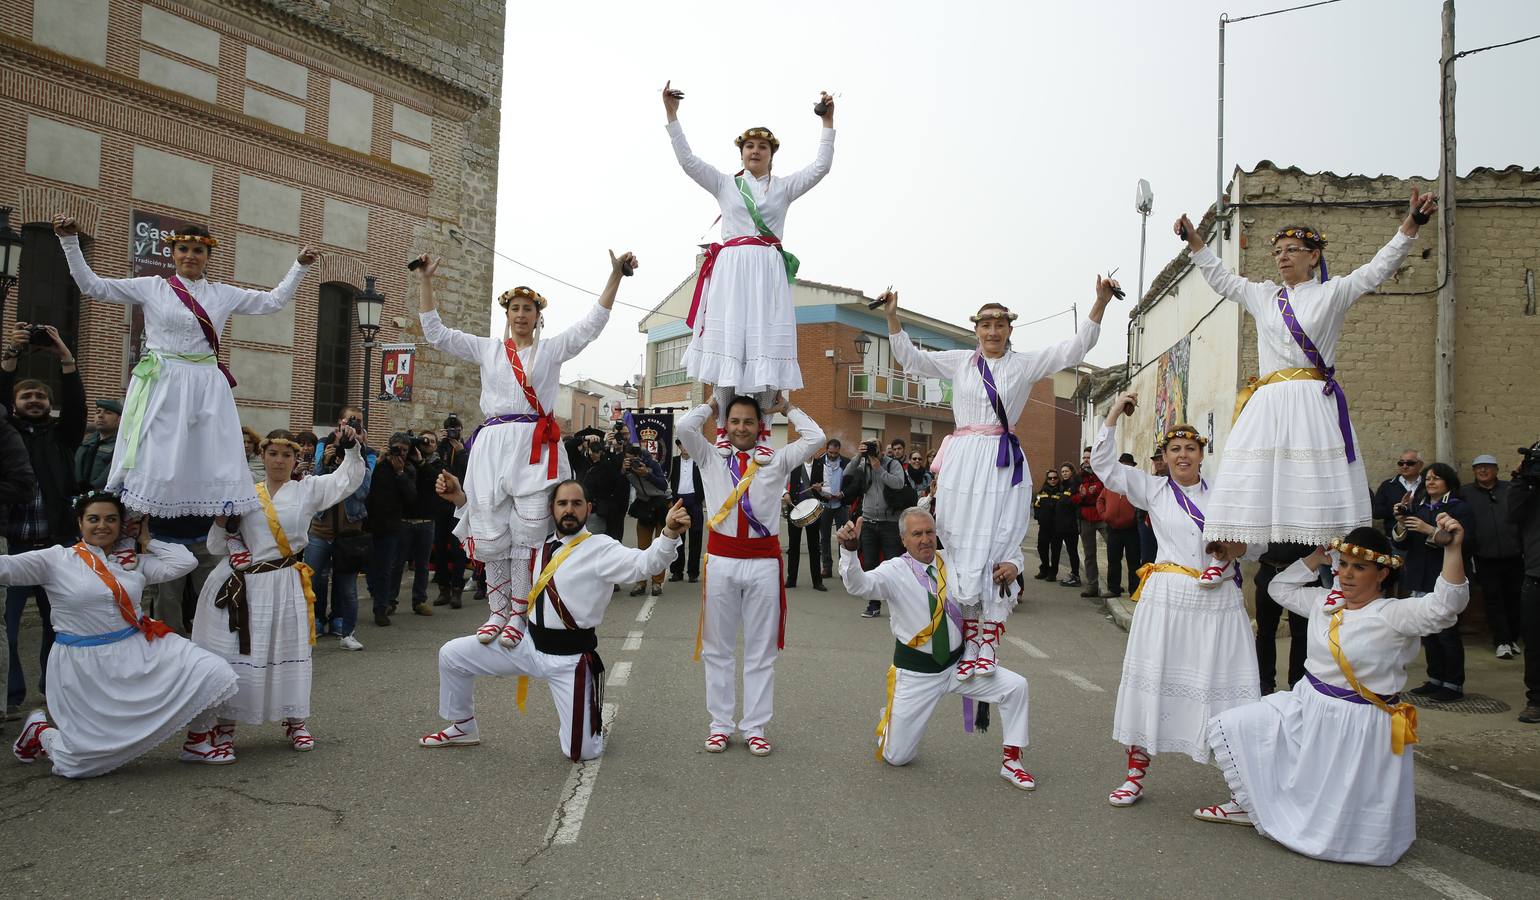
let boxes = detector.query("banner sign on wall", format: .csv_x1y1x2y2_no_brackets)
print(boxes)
131,210,198,277
623,410,674,470
381,344,416,402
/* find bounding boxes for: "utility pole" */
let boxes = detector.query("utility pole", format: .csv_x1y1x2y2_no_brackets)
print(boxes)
1435,0,1457,463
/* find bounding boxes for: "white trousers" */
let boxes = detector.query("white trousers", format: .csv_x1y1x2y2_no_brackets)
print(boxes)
701,555,782,737
880,664,1029,766
437,635,603,761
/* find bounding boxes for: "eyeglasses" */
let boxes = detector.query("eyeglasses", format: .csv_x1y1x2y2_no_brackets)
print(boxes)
1398,460,1421,467
1271,246,1312,258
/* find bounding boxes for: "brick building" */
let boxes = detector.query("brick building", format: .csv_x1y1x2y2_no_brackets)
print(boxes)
1097,161,1540,481
0,0,505,442
636,269,1084,474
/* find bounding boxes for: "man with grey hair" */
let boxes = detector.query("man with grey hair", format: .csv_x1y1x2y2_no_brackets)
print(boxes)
1373,450,1424,537
837,508,1034,790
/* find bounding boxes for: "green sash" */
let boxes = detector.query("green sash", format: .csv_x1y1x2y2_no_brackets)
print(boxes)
120,350,218,469
734,176,799,283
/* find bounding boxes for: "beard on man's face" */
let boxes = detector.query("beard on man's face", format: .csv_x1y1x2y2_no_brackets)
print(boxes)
555,512,586,536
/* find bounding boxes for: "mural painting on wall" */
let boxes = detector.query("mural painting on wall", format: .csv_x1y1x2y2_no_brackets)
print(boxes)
1154,336,1190,436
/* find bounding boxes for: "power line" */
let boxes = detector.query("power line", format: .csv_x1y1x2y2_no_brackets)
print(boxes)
1225,0,1344,25
1452,32,1540,61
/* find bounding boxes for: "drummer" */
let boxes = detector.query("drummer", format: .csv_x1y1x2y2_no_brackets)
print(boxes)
784,455,827,591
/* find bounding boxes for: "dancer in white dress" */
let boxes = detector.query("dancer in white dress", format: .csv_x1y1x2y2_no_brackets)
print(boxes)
662,82,835,461
9,493,238,777
190,429,364,756
415,251,636,649
1091,392,1260,809
881,283,1114,679
1170,189,1438,584
52,215,318,518
1203,520,1469,865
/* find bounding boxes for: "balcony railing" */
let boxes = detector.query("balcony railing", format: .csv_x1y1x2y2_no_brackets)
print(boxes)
848,365,952,408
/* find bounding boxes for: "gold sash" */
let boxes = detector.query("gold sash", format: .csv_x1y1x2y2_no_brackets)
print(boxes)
1328,609,1419,755
255,483,317,646
695,460,761,660
1232,367,1324,423
1129,562,1201,602
516,531,594,712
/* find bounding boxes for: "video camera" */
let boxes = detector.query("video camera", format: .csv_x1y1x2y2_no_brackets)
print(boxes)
1517,442,1540,484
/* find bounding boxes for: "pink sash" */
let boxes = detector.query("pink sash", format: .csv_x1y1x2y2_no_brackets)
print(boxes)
165,275,236,387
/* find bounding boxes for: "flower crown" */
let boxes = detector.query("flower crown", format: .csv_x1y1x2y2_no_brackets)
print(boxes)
970,306,1017,323
498,286,547,311
1272,226,1326,249
1329,536,1403,569
259,437,304,453
166,232,220,249
1158,427,1207,450
735,128,780,152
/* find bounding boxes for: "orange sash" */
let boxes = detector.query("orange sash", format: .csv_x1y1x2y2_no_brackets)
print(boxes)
71,543,173,641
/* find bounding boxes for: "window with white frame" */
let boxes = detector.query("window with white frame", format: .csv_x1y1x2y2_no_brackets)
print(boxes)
653,335,689,386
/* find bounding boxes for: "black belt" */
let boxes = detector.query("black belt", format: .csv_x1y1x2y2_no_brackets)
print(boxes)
213,553,301,655
529,623,598,655
529,623,604,759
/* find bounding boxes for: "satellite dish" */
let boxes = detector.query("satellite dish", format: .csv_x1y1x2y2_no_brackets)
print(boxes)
1135,179,1154,215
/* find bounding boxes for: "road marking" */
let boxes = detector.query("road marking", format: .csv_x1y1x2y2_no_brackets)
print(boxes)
636,596,657,622
545,703,618,846
1052,669,1104,693
1397,860,1492,900
608,661,632,687
621,631,643,651
1470,771,1540,802
1005,636,1049,659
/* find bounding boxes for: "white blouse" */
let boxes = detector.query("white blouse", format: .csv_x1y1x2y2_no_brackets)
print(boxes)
419,305,609,419
0,541,196,637
667,120,834,241
839,548,961,657
1270,560,1469,695
676,404,824,539
60,235,309,355
1189,232,1414,374
208,447,365,562
527,530,682,629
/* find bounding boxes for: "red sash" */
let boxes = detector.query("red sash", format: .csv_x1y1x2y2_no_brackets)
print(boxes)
504,340,561,479
685,235,781,329
165,276,236,387
71,543,173,642
706,532,787,649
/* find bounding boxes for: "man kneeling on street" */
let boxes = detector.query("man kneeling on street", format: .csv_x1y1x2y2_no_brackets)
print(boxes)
838,509,1035,790
419,478,689,760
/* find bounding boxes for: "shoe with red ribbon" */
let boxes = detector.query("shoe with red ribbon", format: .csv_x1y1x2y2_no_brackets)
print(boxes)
1108,745,1151,806
181,730,237,764
1193,799,1253,826
11,710,52,763
420,718,481,748
975,621,1003,677
999,745,1036,791
1197,558,1231,590
283,719,315,752
956,619,981,682
704,732,730,753
745,735,772,757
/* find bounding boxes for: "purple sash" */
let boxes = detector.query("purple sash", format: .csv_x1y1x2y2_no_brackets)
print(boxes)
1276,289,1356,463
1307,671,1396,706
1167,478,1242,588
973,352,1024,486
165,275,235,387
463,413,539,454
903,555,963,629
729,452,772,538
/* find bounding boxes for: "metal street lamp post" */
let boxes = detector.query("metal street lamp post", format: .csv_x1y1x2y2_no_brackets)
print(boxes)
355,275,384,434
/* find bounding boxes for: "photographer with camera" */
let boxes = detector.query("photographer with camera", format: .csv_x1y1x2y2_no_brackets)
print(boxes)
1393,462,1475,703
2,320,84,713
1508,442,1540,724
394,430,444,616
570,433,627,542
305,406,376,648
430,416,470,608
624,443,671,597
366,433,421,623
846,436,909,618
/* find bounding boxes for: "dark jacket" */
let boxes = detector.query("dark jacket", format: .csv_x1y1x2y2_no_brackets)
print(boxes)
1457,479,1521,560
787,461,819,505
407,451,445,520
1510,478,1540,578
1373,475,1420,534
2,368,87,543
1053,481,1080,534
669,454,705,500
0,416,37,514
365,453,417,533
1393,494,1475,594
74,428,116,492
581,448,629,516
1032,482,1065,532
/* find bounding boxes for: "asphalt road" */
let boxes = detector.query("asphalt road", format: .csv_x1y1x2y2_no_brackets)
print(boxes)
3,553,1537,898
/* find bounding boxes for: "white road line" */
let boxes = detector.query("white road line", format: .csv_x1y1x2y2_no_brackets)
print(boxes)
1004,636,1049,659
545,703,618,846
1396,860,1492,900
608,661,632,687
1471,771,1540,802
1052,669,1105,693
636,596,657,622
621,631,643,651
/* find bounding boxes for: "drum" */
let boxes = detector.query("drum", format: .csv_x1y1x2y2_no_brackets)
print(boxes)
788,498,824,528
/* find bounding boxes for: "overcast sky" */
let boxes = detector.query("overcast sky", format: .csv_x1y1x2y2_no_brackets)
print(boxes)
485,0,1540,385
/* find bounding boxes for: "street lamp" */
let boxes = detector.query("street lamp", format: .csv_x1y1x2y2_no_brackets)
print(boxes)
355,275,384,433
0,207,22,320
1127,179,1154,386
853,333,871,358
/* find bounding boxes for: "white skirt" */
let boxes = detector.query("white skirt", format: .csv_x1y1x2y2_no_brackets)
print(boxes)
191,562,313,723
682,243,802,393
1204,379,1370,545
44,634,237,778
460,420,569,558
933,433,1032,610
1112,573,1260,762
108,356,260,518
1209,677,1415,866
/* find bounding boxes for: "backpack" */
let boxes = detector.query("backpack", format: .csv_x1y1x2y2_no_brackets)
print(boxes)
1097,489,1137,530
882,461,920,511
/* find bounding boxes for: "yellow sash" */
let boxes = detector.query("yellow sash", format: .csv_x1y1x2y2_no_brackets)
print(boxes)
515,532,594,712
255,482,317,646
695,460,761,661
1129,562,1201,602
1232,367,1324,423
905,554,949,650
875,664,899,761
1328,609,1419,755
